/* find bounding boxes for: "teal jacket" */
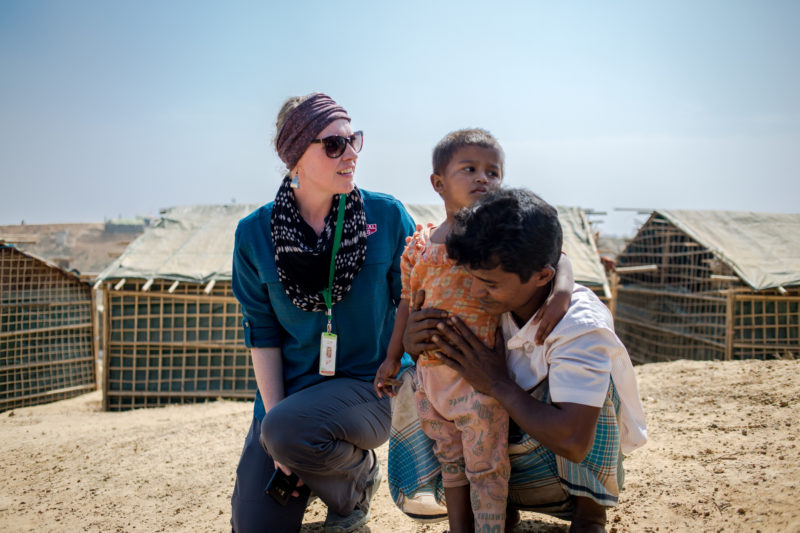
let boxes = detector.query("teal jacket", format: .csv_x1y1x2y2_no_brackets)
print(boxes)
232,189,415,420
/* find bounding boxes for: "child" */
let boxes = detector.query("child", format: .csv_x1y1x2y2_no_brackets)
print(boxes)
375,129,574,532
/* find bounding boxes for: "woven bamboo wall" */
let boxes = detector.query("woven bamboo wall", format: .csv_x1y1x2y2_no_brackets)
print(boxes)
0,247,97,412
614,214,800,362
102,279,255,411
729,292,800,359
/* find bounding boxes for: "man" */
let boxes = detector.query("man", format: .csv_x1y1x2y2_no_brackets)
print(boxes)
399,188,647,532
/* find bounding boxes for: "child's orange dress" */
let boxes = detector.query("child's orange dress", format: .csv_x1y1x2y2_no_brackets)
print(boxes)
402,226,509,532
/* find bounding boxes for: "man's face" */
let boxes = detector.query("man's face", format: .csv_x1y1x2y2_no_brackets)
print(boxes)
467,263,549,318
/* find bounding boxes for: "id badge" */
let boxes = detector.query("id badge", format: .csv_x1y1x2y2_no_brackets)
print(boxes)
319,332,337,376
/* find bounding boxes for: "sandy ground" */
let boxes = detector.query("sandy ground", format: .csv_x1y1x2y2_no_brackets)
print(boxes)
1,358,799,533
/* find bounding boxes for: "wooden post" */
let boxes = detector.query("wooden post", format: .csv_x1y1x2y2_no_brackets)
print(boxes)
610,271,619,320
102,283,111,411
725,289,735,360
90,285,100,391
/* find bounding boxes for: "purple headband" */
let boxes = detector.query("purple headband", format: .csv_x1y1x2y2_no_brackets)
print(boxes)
276,93,351,171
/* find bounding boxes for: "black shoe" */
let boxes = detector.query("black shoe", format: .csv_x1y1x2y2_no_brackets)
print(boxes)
323,451,382,533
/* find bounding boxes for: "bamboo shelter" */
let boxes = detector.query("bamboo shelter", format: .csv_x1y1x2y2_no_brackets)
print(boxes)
95,205,256,411
614,210,800,363
0,245,97,412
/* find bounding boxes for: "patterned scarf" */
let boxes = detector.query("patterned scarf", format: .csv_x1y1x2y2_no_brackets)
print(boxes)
271,176,367,312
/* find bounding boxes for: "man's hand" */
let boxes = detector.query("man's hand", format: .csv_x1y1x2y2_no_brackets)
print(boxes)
432,316,604,463
431,316,511,396
402,290,448,360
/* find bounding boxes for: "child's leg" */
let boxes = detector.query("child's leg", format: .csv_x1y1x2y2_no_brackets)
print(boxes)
443,484,472,533
456,391,510,533
414,373,472,527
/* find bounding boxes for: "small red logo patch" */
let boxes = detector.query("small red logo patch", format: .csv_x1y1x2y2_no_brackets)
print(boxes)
366,223,377,236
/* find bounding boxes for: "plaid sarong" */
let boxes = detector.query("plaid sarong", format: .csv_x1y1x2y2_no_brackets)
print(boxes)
387,369,448,521
388,367,624,522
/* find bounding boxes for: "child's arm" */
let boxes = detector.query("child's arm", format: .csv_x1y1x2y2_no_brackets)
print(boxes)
532,253,574,345
374,298,410,398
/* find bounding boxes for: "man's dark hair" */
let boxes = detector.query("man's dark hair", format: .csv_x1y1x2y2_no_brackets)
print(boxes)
432,128,505,176
445,188,562,282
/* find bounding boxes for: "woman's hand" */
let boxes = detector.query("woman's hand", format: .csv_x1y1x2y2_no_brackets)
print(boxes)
530,288,570,345
431,316,510,397
273,461,305,498
374,358,402,398
402,290,448,360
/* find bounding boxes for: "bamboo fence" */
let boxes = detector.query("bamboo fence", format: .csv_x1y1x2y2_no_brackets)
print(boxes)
0,246,97,412
101,278,255,411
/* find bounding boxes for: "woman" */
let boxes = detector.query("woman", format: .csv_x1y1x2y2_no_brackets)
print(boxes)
230,92,415,533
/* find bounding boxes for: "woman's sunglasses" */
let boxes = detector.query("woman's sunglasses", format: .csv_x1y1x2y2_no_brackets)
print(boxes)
310,131,364,159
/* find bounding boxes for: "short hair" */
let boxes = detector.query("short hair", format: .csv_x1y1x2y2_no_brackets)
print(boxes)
432,128,505,176
445,188,562,282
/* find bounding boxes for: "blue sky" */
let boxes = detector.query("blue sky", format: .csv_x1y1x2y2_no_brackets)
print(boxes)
1,0,798,235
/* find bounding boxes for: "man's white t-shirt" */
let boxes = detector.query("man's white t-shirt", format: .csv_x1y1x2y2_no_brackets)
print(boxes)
503,284,647,454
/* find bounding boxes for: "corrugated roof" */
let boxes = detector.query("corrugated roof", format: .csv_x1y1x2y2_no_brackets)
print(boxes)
98,203,608,290
657,209,800,291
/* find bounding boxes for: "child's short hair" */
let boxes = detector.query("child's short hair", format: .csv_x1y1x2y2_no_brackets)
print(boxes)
432,128,505,175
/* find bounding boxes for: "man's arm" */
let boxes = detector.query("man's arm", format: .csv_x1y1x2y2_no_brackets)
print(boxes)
487,378,601,463
432,317,601,463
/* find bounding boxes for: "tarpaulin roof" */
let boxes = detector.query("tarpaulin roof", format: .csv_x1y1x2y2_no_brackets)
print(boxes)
657,209,800,291
97,204,254,284
558,206,609,291
98,203,608,290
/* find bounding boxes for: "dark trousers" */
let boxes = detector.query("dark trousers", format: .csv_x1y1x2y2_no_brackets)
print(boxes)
230,378,391,533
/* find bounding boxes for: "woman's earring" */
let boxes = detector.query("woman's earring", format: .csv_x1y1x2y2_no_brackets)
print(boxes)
290,171,300,189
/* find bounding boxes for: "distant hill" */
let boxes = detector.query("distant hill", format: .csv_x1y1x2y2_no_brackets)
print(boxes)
0,223,143,278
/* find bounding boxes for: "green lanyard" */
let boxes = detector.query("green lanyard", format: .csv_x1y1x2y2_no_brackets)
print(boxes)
320,193,346,334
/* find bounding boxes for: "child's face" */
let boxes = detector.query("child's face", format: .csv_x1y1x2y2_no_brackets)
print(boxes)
431,146,502,211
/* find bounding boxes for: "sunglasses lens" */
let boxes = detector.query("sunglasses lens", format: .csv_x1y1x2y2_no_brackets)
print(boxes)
324,137,347,158
351,131,363,153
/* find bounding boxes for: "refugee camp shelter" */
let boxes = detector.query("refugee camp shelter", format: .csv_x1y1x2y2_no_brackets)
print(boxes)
614,210,800,363
0,244,97,412
95,204,257,411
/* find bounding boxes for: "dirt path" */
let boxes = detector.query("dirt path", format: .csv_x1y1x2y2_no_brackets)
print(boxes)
1,358,799,532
